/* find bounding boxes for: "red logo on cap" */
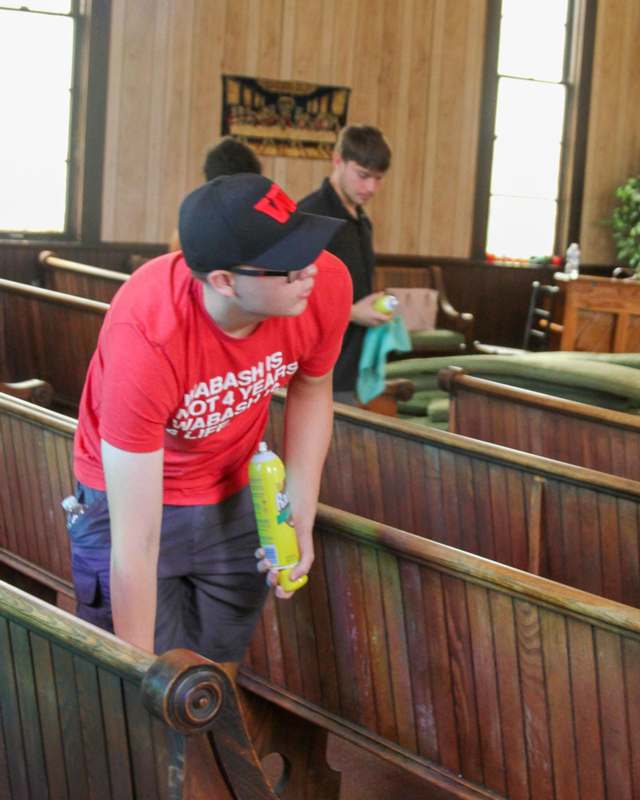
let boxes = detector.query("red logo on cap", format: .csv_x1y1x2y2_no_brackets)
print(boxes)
254,184,297,223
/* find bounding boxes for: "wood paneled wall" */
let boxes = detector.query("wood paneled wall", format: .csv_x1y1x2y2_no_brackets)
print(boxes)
101,1,640,262
102,0,487,256
580,0,640,264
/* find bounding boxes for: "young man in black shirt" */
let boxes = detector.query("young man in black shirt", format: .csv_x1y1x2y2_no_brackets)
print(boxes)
298,125,392,403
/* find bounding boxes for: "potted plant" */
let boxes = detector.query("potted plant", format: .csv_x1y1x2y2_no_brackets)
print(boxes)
610,175,640,276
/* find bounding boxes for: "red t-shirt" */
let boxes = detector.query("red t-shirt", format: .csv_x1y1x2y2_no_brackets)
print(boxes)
74,251,352,504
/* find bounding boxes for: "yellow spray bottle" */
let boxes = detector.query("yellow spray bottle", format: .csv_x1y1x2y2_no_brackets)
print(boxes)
248,442,308,593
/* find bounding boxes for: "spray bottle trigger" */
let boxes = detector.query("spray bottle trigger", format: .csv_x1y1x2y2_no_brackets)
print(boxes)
278,568,308,593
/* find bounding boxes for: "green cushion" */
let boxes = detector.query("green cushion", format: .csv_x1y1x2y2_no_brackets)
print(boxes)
397,389,448,416
427,397,450,422
532,351,640,369
397,414,449,430
410,329,465,352
385,352,640,408
396,400,427,415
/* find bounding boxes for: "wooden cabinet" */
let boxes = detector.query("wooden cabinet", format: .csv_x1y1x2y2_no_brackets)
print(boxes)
554,273,640,352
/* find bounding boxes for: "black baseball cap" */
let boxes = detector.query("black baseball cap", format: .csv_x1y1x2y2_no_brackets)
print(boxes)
179,174,344,274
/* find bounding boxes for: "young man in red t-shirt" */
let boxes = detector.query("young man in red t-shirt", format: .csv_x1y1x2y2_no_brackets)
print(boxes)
70,174,352,668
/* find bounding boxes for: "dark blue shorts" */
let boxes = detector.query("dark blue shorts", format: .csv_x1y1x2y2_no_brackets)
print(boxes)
67,483,268,663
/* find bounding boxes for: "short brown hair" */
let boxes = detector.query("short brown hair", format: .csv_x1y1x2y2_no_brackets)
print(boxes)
335,125,391,172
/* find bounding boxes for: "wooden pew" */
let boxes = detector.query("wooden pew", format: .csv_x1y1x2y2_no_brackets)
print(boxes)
0,579,279,799
4,384,640,611
267,393,640,607
0,278,107,412
4,383,640,610
3,393,640,797
38,249,128,303
5,379,640,607
440,366,640,481
0,378,53,406
241,503,640,800
0,393,75,610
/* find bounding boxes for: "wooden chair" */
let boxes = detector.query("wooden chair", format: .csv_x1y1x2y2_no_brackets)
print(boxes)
521,281,562,349
375,264,475,355
475,280,561,355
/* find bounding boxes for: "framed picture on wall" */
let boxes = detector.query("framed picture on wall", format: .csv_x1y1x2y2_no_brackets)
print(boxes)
221,75,350,159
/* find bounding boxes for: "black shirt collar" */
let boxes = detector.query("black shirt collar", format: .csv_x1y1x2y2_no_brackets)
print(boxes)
319,178,370,226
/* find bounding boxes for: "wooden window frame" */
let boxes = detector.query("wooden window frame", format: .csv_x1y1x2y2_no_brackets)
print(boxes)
471,0,598,259
0,0,110,244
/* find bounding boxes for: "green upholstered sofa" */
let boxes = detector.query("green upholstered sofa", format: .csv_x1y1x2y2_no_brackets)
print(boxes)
385,352,640,429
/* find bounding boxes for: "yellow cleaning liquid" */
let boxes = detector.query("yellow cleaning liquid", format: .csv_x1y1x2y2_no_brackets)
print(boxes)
248,442,308,593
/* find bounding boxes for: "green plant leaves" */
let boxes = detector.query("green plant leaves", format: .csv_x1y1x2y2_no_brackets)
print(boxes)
610,175,640,273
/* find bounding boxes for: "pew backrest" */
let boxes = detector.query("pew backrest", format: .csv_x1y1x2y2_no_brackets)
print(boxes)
0,579,278,799
242,503,640,800
267,392,640,607
440,365,640,481
38,249,128,303
0,393,75,602
0,278,107,411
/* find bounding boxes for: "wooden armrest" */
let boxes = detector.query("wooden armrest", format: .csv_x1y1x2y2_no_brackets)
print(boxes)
430,265,476,348
357,379,415,417
383,378,415,401
1,379,54,407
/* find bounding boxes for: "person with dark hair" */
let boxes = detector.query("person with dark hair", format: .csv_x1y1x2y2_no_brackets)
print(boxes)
168,137,261,252
69,174,352,671
298,124,392,403
203,135,262,181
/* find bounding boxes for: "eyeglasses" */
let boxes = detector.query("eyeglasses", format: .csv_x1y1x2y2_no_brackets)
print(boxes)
230,266,311,283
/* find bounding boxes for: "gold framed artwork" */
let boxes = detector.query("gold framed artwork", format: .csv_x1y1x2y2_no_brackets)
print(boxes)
221,75,351,159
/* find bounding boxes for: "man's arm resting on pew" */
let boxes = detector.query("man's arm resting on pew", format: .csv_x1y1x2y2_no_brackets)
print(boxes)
101,440,164,653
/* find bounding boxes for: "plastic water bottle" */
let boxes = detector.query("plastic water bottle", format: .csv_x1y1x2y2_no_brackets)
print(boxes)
61,495,87,530
248,442,308,593
565,242,581,279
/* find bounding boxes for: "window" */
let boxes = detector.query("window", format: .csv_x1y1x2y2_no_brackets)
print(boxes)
484,0,571,258
0,1,75,235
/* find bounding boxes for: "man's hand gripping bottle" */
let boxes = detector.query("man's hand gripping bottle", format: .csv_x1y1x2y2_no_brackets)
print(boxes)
249,442,308,593
373,293,399,316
